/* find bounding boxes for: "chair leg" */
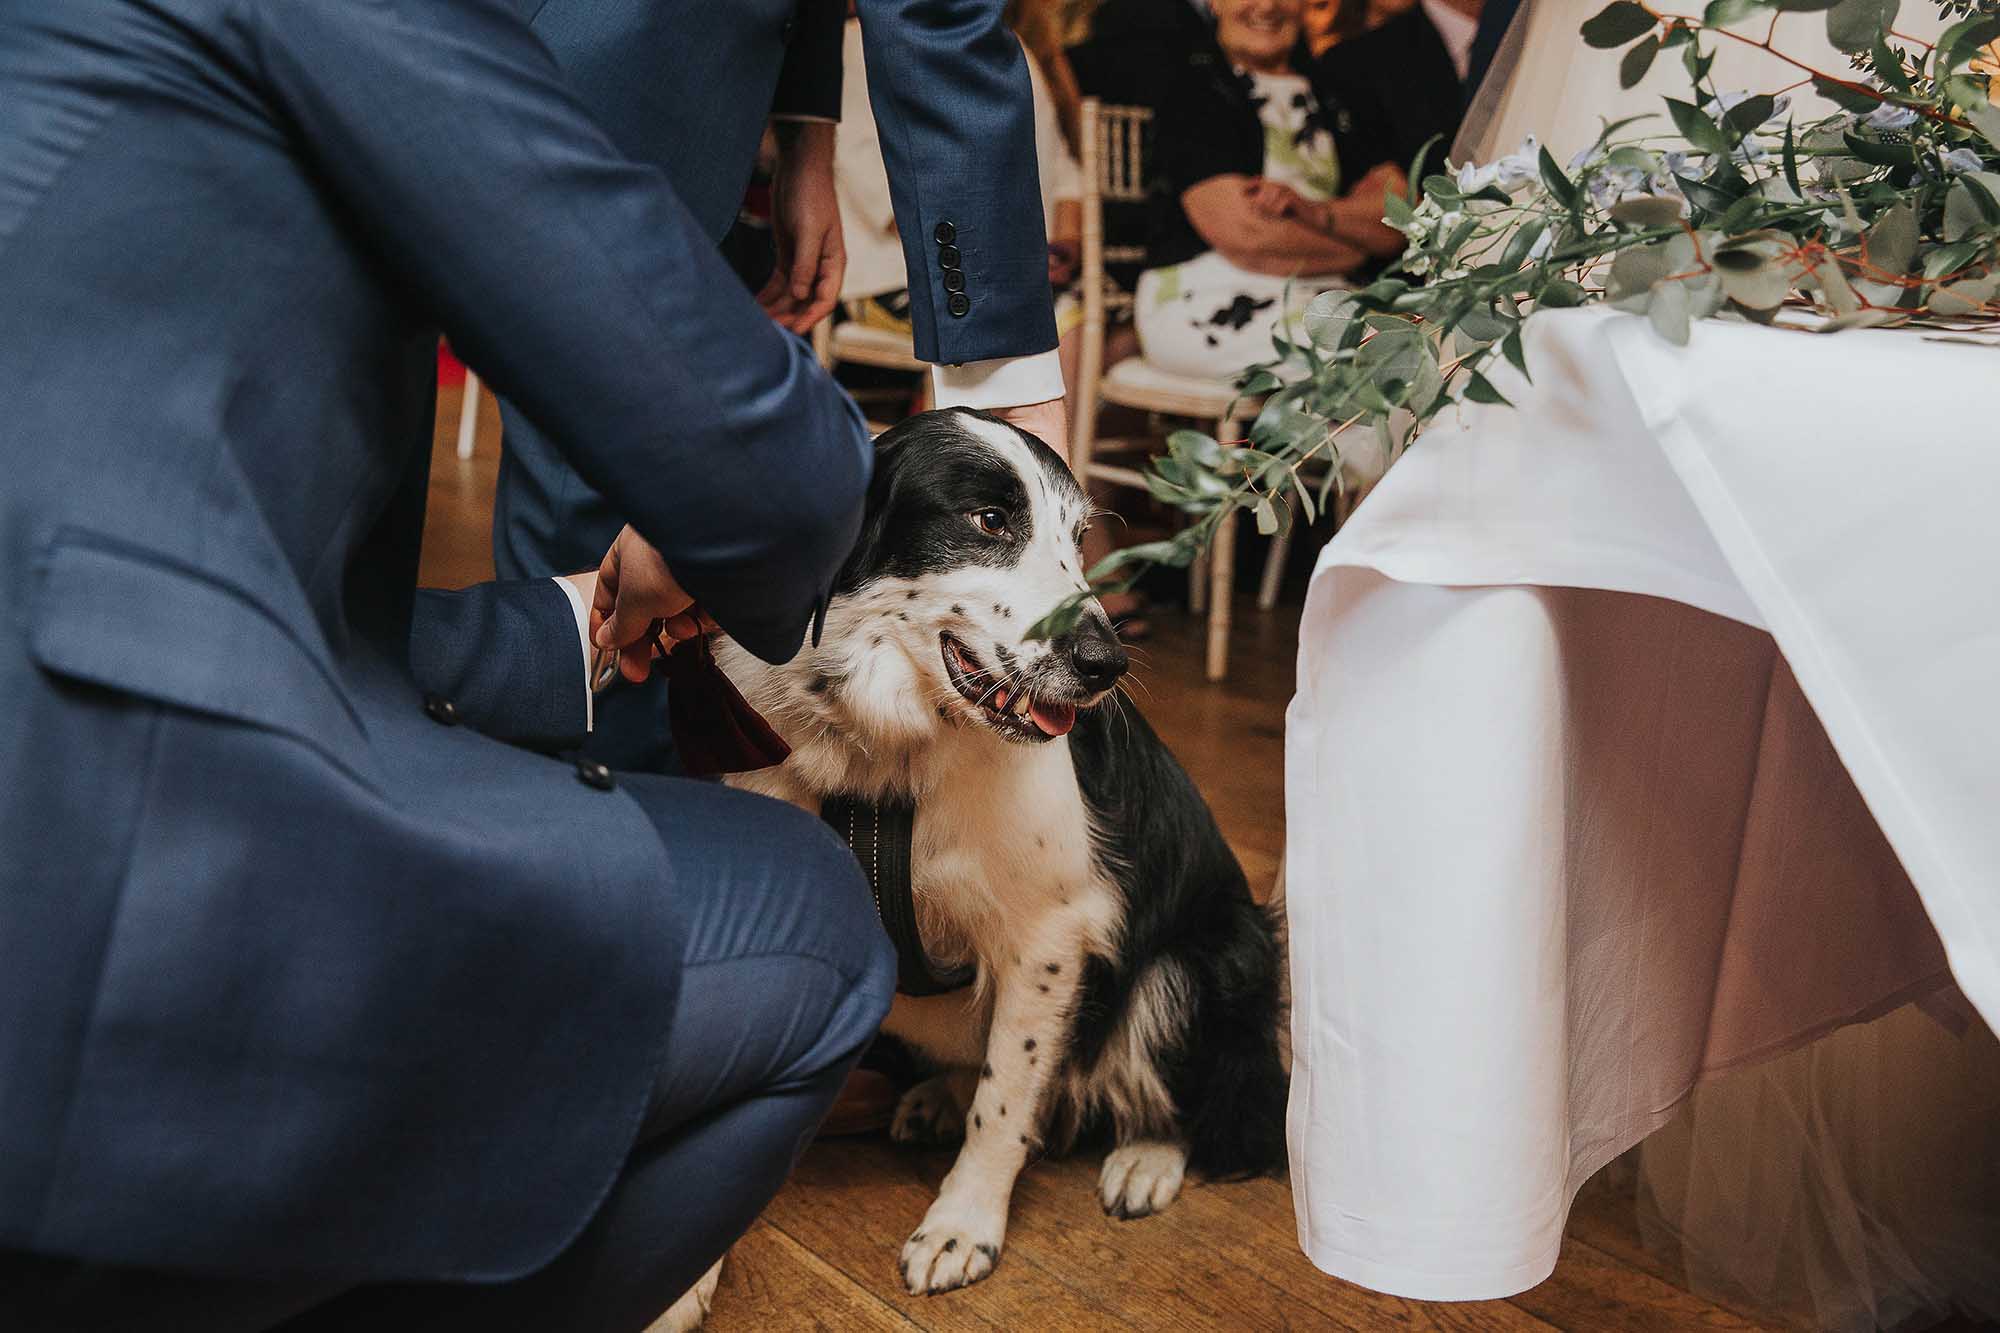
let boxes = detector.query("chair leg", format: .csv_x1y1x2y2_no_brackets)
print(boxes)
1189,540,1209,615
455,370,482,461
1206,505,1236,682
1257,485,1303,611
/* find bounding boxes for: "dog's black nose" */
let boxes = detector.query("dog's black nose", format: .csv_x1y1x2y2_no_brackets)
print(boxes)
1066,617,1129,692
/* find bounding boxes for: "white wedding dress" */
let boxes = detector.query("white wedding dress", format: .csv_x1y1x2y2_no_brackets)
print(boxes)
1455,5,1999,1328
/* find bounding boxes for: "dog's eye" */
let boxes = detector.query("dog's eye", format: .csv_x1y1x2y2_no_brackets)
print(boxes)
969,508,1010,538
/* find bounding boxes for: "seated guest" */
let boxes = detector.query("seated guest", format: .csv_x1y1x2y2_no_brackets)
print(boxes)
836,1,1089,393
1314,0,1486,174
1136,0,1407,381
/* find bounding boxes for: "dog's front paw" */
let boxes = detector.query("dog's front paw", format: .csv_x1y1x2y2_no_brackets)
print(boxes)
890,1075,966,1147
899,1197,1005,1294
1099,1141,1186,1220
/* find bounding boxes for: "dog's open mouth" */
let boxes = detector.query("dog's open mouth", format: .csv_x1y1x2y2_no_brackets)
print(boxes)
940,633,1077,741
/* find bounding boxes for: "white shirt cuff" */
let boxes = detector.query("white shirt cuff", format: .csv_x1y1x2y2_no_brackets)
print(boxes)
552,576,594,734
930,350,1066,411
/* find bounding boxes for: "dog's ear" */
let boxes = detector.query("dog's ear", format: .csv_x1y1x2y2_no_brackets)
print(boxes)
831,425,915,597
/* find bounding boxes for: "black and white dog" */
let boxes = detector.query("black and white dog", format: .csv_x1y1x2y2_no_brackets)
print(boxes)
717,408,1287,1295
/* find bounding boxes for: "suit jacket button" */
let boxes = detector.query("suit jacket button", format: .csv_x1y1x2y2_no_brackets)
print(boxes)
783,14,797,40
933,221,956,245
942,268,966,293
937,244,961,268
575,757,615,791
422,693,459,726
947,292,971,317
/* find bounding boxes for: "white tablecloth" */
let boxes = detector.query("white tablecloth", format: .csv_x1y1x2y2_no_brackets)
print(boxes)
1284,306,2000,1299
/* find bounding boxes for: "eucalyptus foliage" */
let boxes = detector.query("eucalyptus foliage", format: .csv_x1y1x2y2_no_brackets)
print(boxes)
1027,0,2000,641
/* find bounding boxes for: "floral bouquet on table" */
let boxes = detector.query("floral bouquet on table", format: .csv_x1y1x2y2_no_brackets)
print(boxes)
1028,0,1999,642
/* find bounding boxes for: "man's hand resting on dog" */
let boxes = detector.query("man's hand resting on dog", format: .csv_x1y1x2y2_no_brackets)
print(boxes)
588,525,719,685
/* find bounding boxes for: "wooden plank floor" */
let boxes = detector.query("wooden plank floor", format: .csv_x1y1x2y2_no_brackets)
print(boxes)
423,386,1784,1332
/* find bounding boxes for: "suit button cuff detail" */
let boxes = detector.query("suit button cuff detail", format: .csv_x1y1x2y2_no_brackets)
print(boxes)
575,757,615,791
946,292,971,317
933,220,956,245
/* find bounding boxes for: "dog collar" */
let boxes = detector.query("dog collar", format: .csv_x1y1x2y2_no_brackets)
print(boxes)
821,795,974,996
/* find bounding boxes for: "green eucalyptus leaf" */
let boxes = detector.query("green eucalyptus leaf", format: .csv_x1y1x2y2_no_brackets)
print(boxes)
1702,0,1764,26
1841,131,1915,167
1662,18,1695,44
1782,119,1803,196
1868,33,1913,92
1769,0,1839,11
1929,274,1999,315
1722,94,1777,141
1666,99,1729,155
1499,217,1552,268
1647,277,1693,343
1422,174,1465,202
1581,0,1656,47
1462,369,1513,406
1968,103,2000,153
1539,279,1590,307
1500,328,1531,378
1716,251,1793,308
1456,306,1513,342
1024,594,1090,642
1827,0,1897,52
1296,483,1317,526
1538,146,1582,210
1620,35,1661,88
1803,257,1862,314
1166,428,1223,467
1939,14,2000,72
1608,145,1658,173
1923,238,1985,279
1253,496,1280,536
1302,291,1364,352
1610,193,1687,226
1816,308,1904,331
1238,369,1281,396
1675,172,1742,216
1865,201,1918,275
1812,76,1882,112
1607,242,1674,302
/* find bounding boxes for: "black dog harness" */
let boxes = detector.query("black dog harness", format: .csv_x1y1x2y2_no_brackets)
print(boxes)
821,795,974,996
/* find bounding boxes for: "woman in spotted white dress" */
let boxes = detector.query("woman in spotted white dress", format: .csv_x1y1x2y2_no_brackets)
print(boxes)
1137,0,1409,380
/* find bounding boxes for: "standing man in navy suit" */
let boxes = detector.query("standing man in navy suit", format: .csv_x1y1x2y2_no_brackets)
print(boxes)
496,0,1068,771
0,1,918,1328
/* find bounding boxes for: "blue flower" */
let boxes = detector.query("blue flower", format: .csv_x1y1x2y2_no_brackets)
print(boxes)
1864,103,1919,132
1940,147,1984,173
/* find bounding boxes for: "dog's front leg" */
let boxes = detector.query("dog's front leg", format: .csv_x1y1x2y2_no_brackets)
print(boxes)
898,922,1083,1294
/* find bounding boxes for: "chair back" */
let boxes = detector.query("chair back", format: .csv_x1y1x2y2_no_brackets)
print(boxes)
1074,97,1152,476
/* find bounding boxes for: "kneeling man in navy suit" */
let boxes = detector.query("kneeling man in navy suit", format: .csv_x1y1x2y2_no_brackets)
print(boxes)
0,1,919,1328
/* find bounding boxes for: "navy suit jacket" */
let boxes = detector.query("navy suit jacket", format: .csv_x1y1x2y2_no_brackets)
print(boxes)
1,0,870,1282
493,0,1060,580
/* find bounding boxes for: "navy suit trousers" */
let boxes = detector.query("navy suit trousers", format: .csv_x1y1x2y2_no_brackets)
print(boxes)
5,781,895,1333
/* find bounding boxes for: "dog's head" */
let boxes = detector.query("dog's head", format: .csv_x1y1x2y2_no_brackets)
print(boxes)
825,408,1127,745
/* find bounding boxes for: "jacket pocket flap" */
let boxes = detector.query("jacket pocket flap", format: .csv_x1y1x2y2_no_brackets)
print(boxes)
28,533,373,781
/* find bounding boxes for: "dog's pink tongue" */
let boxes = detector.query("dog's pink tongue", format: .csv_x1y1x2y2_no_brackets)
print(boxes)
1029,700,1077,737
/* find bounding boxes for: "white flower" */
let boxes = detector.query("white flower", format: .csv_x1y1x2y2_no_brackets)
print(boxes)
1864,103,1919,132
1494,134,1542,191
1456,160,1499,193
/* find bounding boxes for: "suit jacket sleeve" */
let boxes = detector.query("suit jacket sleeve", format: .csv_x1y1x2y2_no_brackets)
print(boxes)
772,0,845,121
248,0,871,665
409,583,588,749
855,0,1058,365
